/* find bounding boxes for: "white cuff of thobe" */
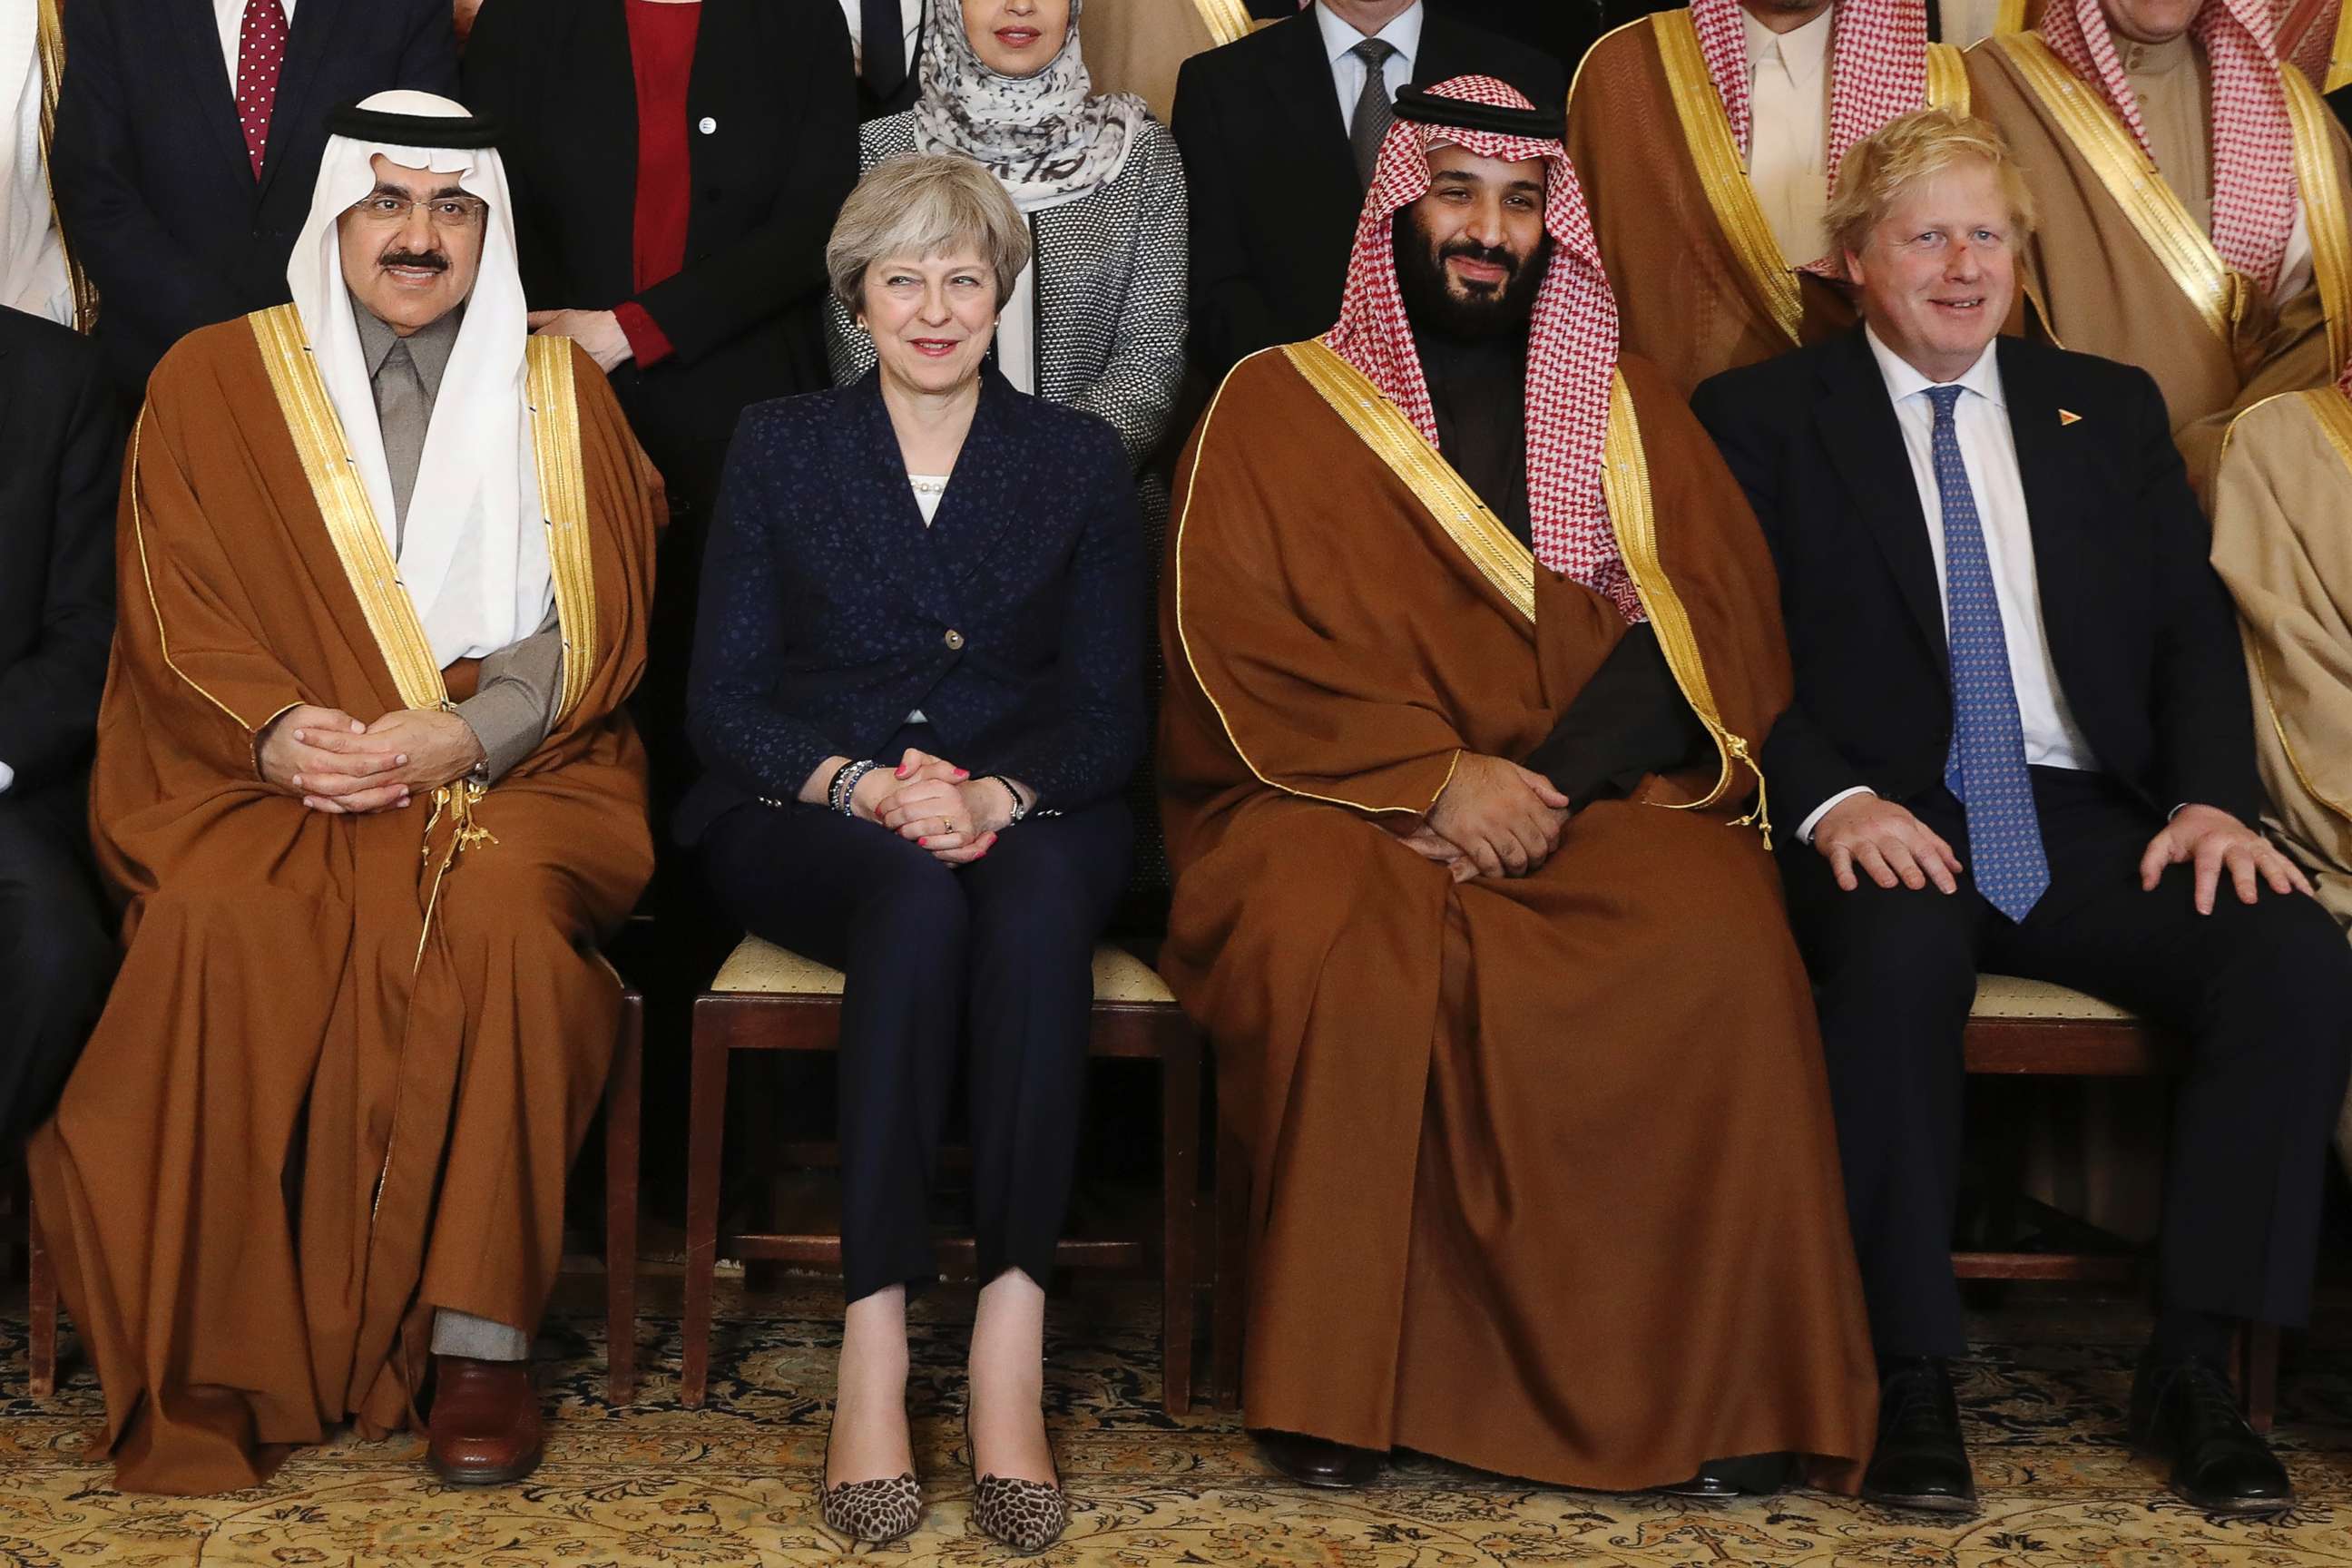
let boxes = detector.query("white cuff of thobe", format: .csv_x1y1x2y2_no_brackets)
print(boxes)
1797,785,1877,845
0,760,13,794
431,1308,532,1361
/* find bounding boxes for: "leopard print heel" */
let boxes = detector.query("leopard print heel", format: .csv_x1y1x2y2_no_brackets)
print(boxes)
818,1470,922,1545
970,1470,1069,1554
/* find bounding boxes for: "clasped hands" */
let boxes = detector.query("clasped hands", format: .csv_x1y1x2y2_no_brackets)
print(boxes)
258,703,485,815
1812,793,2312,913
1396,752,1572,882
841,749,1024,867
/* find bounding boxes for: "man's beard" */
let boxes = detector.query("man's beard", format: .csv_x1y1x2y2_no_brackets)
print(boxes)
1392,215,1550,340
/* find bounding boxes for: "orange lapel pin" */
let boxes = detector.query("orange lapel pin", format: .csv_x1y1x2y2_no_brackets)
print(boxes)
2058,409,2083,426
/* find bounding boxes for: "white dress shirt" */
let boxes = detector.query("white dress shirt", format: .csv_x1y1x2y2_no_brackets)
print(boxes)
839,0,923,81
0,760,13,795
1742,4,1833,267
1798,328,2100,841
213,0,299,83
1317,0,1422,133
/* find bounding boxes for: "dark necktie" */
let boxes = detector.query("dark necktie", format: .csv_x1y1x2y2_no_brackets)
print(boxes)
1349,38,1398,187
862,0,907,99
235,0,290,179
1926,385,2049,923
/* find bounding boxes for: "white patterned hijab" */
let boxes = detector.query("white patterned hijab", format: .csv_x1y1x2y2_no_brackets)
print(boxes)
912,0,1147,211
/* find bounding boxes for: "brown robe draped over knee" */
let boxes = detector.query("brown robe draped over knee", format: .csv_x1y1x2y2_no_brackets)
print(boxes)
25,316,660,1495
1157,344,1878,1491
1967,32,2352,490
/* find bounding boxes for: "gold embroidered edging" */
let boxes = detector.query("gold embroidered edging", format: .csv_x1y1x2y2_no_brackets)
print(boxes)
126,411,265,736
524,338,597,725
34,0,94,333
2330,0,2352,93
1282,341,1537,621
1651,9,1804,345
1994,0,2031,34
1994,33,2239,343
2281,65,2352,377
1190,0,1253,46
1170,348,1461,818
1601,371,1773,846
1926,43,1970,116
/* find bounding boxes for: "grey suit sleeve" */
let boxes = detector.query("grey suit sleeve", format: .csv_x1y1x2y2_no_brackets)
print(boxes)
456,605,564,784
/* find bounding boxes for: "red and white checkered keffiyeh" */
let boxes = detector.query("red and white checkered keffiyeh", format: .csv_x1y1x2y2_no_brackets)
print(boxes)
1689,0,1935,187
2040,0,2298,293
1321,74,1642,622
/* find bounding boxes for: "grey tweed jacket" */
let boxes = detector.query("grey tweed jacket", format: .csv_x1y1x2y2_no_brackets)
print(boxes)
826,112,1190,473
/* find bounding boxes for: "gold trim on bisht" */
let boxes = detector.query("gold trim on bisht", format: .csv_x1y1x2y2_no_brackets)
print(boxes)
524,337,598,726
1651,8,1805,345
1992,33,2243,343
1190,0,1254,47
1926,42,1971,115
2282,64,2352,377
1167,347,1463,818
1282,340,1538,622
1600,369,1772,846
2329,0,2352,93
1994,0,2034,34
34,0,95,333
249,303,497,927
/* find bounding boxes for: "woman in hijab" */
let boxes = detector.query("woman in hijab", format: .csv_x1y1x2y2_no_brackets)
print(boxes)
828,0,1188,503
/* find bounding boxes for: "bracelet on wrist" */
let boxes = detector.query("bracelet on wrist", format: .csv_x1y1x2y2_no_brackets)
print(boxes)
830,758,881,816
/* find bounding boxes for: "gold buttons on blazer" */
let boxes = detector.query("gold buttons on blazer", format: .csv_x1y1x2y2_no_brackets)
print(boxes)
944,629,966,651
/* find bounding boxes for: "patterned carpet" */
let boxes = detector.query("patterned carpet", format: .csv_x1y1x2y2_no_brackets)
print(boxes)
4,1277,2349,1566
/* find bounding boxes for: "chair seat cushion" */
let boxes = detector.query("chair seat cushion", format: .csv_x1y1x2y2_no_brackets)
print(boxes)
1969,973,2137,1024
709,936,1175,1004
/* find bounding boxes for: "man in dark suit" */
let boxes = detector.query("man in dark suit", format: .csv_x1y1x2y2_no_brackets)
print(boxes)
0,307,118,1150
50,0,456,401
1693,109,2352,1520
1174,0,1564,377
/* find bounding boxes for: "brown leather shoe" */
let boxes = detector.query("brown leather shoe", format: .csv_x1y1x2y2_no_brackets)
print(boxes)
1253,1428,1382,1489
427,1356,544,1486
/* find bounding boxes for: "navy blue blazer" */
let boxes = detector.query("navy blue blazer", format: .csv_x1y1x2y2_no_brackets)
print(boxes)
677,368,1148,843
53,0,458,398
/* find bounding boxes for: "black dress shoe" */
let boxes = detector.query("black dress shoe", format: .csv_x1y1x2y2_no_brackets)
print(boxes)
1861,1357,1978,1515
1254,1428,1382,1489
2129,1351,2295,1516
1657,1452,1796,1498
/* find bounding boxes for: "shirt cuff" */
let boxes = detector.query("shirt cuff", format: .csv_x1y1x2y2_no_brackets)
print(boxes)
613,301,673,368
1797,785,1877,845
456,682,549,786
0,759,13,795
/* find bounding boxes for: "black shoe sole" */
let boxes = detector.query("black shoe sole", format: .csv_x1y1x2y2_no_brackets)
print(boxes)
427,1447,544,1487
1862,1486,1979,1516
2171,1484,2295,1518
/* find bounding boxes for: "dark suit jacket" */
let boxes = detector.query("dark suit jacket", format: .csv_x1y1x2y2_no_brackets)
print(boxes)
461,0,858,513
677,369,1149,844
1690,328,2265,837
1428,0,1602,67
0,309,119,807
52,0,457,399
1172,7,1565,377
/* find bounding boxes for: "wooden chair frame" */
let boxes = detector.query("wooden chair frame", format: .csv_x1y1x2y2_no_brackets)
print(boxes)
680,977,1203,1415
21,990,645,1406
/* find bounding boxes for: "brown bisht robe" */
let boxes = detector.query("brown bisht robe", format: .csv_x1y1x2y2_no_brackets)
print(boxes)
1967,32,2352,487
2208,387,2352,1150
25,310,660,1495
1158,343,1878,1491
1567,14,1967,397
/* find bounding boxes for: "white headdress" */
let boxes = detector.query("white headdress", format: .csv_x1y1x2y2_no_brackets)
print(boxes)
1,0,71,323
287,89,549,667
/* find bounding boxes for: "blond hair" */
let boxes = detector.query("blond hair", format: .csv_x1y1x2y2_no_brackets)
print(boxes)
1824,108,2037,261
825,153,1032,312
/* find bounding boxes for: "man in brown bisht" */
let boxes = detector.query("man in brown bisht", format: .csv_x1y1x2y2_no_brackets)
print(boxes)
1969,0,2352,483
25,90,661,1496
1159,74,1877,1498
1568,0,1969,396
2209,361,2352,1156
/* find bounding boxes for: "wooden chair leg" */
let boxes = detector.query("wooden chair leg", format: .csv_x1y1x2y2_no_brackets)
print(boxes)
1159,1025,1201,1417
26,1181,55,1400
603,990,643,1406
681,1007,731,1409
2239,1322,2279,1435
1211,1117,1248,1415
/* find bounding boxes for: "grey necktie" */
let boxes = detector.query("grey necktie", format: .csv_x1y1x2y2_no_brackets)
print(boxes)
1349,38,1398,188
375,338,429,548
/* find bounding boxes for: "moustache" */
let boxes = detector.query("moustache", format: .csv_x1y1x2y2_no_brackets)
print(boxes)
380,250,449,273
1440,238,1521,279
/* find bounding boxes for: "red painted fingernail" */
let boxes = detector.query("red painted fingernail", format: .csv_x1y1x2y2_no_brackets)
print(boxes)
955,769,969,779
897,764,910,777
918,837,929,847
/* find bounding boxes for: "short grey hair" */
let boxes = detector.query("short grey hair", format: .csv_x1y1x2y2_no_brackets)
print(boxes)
826,153,1031,313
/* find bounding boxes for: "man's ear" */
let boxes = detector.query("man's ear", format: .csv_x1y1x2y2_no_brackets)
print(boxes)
1841,246,1868,288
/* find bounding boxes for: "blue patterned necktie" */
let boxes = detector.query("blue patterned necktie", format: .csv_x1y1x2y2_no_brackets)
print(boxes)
1926,384,2049,923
